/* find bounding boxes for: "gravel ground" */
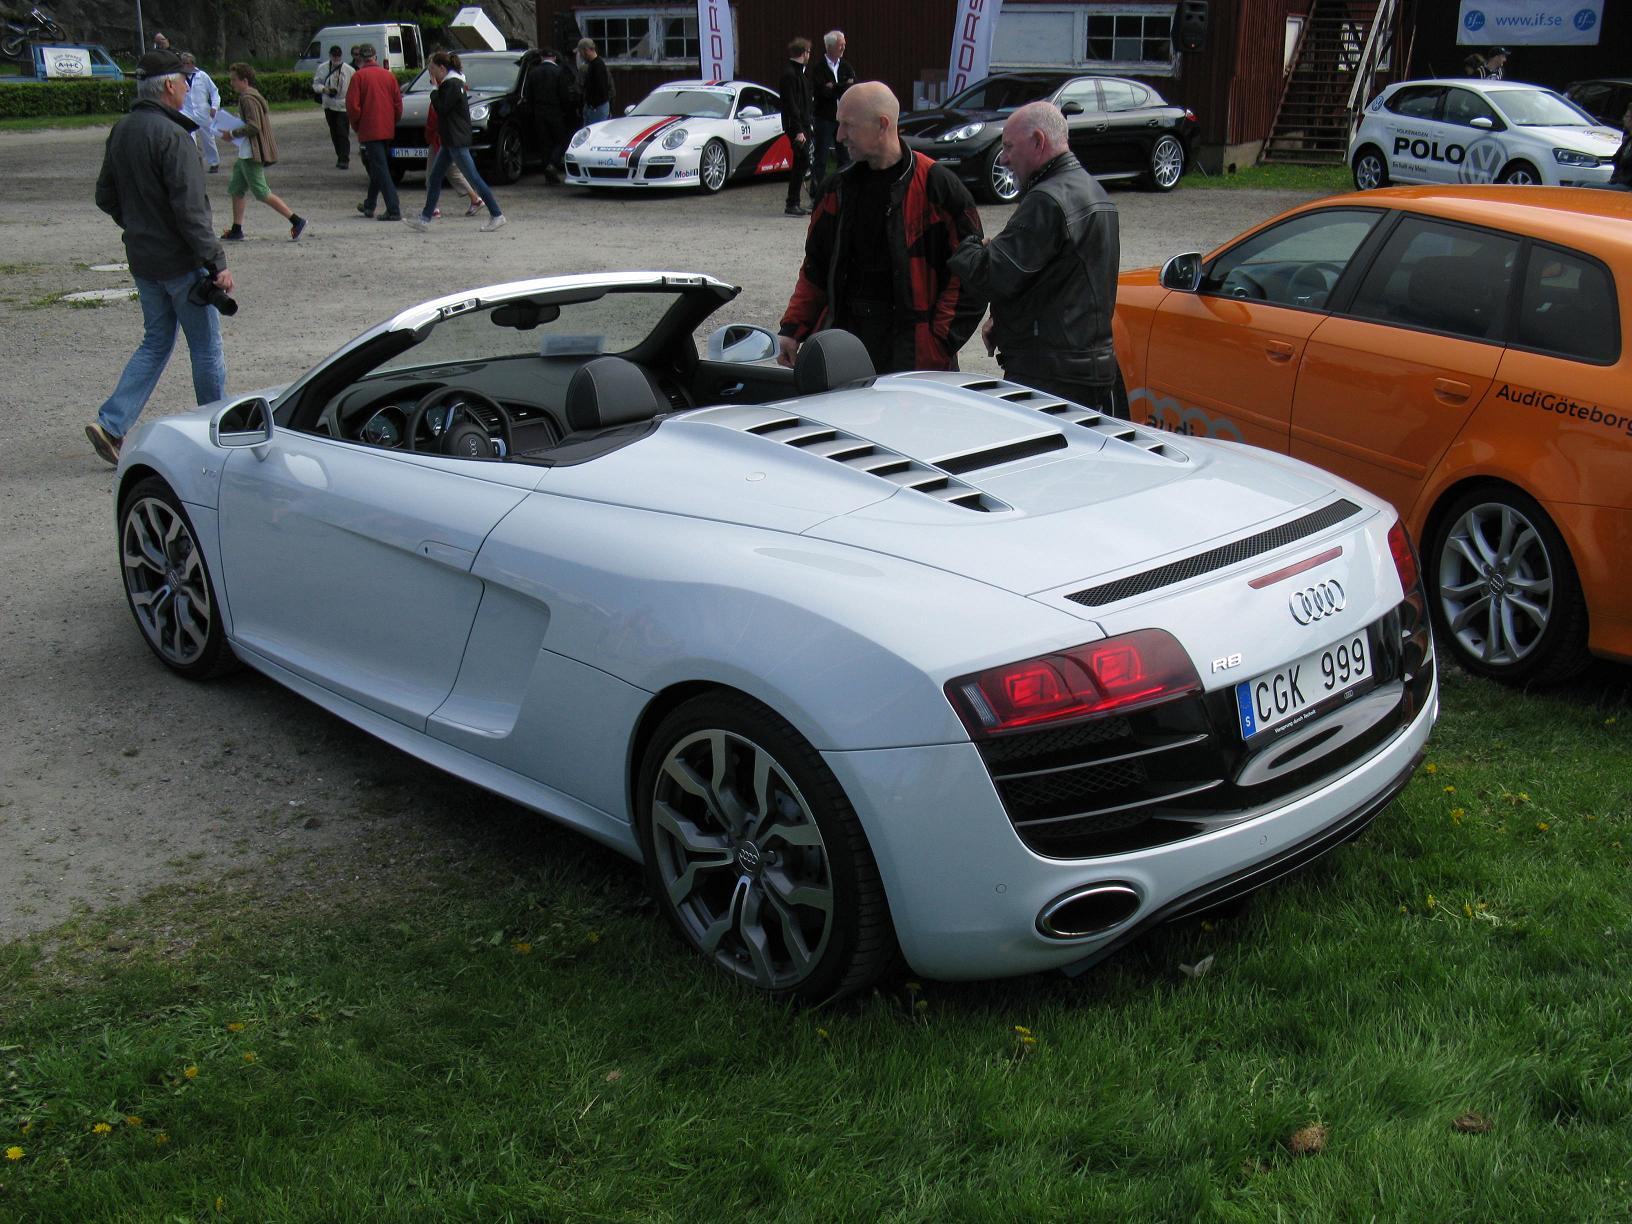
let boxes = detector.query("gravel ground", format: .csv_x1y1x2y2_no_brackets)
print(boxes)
0,111,1324,944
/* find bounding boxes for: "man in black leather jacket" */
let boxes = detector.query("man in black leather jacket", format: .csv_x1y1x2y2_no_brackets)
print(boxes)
947,101,1127,417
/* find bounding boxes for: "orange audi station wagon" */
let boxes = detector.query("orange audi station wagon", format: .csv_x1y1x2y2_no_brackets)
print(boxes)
1115,185,1630,684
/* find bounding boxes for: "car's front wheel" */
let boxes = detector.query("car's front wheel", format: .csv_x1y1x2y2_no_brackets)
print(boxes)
1428,486,1588,685
977,141,1020,204
1498,159,1541,185
1352,145,1389,190
635,692,896,999
699,138,729,193
485,123,525,185
1141,134,1185,191
118,477,237,680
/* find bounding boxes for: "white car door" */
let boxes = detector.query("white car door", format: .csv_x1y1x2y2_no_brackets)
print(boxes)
215,431,536,730
1380,83,1451,185
736,87,788,173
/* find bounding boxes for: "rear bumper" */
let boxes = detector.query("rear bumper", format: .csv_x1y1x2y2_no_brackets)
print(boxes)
824,670,1437,981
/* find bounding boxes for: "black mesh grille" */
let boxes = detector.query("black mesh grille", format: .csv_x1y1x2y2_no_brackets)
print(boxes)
1067,499,1363,608
1003,758,1150,810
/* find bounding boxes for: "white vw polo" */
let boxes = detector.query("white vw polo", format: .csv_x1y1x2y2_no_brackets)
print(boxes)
1349,79,1621,189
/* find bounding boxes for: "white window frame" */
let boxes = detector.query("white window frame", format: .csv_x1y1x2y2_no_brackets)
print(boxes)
575,5,727,68
992,3,1179,77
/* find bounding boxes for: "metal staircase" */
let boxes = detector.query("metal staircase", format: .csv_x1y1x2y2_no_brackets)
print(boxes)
1260,0,1395,166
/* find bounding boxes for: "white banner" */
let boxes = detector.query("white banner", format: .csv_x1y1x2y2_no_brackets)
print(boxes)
39,46,92,78
1457,1,1603,45
947,0,1001,97
697,0,734,81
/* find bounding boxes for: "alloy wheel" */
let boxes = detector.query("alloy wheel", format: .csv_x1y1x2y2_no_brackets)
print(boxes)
1354,151,1385,190
990,154,1019,201
1150,136,1184,188
1436,500,1554,668
701,140,728,192
649,727,835,990
122,495,213,667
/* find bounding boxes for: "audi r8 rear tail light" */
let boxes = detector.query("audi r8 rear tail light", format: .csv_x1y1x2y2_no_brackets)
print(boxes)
1388,519,1433,677
1387,519,1420,597
947,629,1202,738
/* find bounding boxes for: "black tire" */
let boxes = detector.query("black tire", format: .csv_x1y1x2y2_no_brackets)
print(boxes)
975,140,1019,204
485,123,524,186
698,138,729,194
635,691,897,1000
1,34,26,61
1498,159,1541,185
1352,145,1389,191
118,477,238,680
1140,134,1185,192
1427,485,1589,686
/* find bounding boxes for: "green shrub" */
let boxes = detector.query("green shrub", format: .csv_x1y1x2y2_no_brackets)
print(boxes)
0,68,415,120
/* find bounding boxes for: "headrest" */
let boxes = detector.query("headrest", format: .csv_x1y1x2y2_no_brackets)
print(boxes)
564,356,664,432
794,329,876,395
1406,256,1490,336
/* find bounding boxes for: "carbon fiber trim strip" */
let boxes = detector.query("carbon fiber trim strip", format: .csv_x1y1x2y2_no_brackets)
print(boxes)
1066,499,1363,608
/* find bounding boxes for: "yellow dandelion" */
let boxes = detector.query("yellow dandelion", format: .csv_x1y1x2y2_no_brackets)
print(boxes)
1536,821,1549,831
4,1146,22,1161
1463,902,1474,918
1518,792,1531,802
1605,717,1617,726
242,1051,257,1064
183,1065,199,1080
124,1115,142,1128
816,1027,830,1040
216,1197,225,1213
155,1132,170,1145
1020,1035,1037,1046
92,1122,113,1135
1013,1025,1032,1036
1451,808,1465,825
226,1022,245,1033
1443,785,1456,795
1424,762,1438,775
587,931,601,944
1426,893,1437,910
511,941,533,955
914,998,928,1011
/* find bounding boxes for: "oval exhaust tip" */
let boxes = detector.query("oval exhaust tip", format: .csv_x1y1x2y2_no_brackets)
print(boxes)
1038,883,1142,939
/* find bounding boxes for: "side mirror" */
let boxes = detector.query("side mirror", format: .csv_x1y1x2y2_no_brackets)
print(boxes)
1470,115,1494,130
739,105,763,119
622,104,635,116
210,396,273,448
1160,252,1204,293
706,323,779,364
1060,101,1084,116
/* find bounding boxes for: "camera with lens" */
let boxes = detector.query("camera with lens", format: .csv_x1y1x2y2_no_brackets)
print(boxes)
189,272,238,316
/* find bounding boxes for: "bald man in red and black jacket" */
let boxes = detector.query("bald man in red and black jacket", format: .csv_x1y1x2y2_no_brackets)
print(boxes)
778,82,985,374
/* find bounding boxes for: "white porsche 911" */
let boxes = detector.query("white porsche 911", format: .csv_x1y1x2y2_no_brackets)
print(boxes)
112,271,1437,999
564,80,794,193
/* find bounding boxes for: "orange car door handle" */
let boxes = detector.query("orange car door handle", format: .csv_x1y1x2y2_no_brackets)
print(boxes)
1433,378,1472,403
1265,341,1295,362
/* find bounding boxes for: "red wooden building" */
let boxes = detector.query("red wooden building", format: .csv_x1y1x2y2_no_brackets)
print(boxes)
534,2,1419,172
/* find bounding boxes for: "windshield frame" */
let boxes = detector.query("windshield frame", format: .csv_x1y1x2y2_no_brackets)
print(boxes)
403,55,524,95
1489,87,1597,128
628,87,736,119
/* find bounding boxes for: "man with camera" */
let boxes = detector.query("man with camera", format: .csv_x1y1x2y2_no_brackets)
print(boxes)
87,48,234,467
312,44,355,169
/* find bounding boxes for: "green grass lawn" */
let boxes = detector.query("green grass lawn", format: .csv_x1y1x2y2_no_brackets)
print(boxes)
2,665,1628,1220
0,99,313,133
1184,162,1354,193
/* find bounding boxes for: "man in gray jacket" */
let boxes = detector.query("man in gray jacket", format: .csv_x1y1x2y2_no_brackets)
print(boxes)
87,49,235,465
947,102,1127,417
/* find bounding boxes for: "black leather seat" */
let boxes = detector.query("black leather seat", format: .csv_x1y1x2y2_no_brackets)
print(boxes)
564,356,665,432
794,329,876,395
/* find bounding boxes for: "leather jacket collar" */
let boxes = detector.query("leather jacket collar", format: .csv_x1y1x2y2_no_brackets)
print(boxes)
1023,150,1079,194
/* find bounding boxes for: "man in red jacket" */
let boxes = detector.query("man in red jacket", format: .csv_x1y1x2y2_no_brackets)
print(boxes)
346,43,403,220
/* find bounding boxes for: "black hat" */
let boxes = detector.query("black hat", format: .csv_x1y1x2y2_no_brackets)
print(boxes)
135,49,184,78
1490,46,1510,56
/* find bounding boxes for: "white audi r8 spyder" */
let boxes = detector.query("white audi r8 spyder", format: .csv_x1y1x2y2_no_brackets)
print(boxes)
564,80,794,192
111,271,1437,999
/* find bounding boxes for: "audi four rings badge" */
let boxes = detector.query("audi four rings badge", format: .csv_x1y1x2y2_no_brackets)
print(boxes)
1290,580,1345,624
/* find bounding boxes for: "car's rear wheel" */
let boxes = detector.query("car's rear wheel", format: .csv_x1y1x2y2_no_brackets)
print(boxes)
977,141,1020,204
1141,134,1185,191
118,477,237,680
485,123,524,185
1498,159,1541,185
1428,486,1588,685
1352,145,1389,190
699,138,729,193
635,691,896,999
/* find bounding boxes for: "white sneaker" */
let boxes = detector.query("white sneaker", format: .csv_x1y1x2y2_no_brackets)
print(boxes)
479,214,508,233
402,214,432,232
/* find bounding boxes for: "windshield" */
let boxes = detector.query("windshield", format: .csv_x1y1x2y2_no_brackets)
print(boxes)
404,57,522,95
945,77,1054,113
630,88,733,119
1492,88,1595,127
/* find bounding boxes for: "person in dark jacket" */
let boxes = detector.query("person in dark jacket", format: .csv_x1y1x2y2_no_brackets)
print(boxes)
778,38,815,217
86,48,233,465
577,38,612,124
948,102,1126,417
1607,102,1632,190
810,30,855,197
778,82,985,374
404,52,507,233
525,50,576,182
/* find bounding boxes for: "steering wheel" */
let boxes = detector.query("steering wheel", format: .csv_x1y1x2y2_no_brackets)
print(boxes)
1225,271,1267,300
1286,261,1344,305
404,386,514,458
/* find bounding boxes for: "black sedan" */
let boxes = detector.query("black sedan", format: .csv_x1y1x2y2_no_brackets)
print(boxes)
389,50,545,186
1564,78,1632,127
901,72,1198,202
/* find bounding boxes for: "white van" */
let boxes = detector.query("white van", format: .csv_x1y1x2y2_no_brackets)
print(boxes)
293,23,424,74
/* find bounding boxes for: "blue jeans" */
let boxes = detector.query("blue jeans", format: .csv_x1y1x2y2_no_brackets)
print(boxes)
422,146,502,220
360,139,400,215
583,102,609,125
98,269,226,439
